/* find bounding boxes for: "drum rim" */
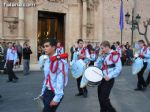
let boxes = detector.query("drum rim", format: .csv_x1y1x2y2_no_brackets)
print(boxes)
84,66,103,82
88,81,101,86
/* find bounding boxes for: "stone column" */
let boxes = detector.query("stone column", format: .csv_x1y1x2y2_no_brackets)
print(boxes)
18,0,24,39
0,0,3,39
97,0,103,43
82,0,87,40
133,0,138,42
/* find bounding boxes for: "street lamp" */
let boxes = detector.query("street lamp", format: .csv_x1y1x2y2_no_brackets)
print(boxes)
125,12,130,23
125,8,141,45
125,9,150,45
136,14,141,23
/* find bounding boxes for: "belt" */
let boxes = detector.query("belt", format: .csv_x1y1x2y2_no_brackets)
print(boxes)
102,64,115,70
8,60,14,61
107,64,115,68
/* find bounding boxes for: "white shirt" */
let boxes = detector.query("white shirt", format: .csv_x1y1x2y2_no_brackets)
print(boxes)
6,48,17,64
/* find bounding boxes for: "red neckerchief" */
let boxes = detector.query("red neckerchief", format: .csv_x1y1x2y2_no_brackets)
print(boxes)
80,48,86,60
142,46,148,54
46,53,68,92
109,51,120,63
101,51,120,76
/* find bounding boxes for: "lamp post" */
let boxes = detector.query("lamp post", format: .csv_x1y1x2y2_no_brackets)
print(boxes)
125,9,150,45
125,8,141,45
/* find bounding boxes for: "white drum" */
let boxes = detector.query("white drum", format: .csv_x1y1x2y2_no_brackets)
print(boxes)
71,59,86,79
84,66,103,86
39,55,49,70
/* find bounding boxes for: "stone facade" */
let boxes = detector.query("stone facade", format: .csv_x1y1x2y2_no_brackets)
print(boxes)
0,0,150,63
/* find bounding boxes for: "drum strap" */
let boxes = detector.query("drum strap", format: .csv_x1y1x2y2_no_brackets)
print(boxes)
102,62,108,76
80,48,86,60
142,46,148,54
46,60,66,93
101,64,115,70
102,52,118,76
46,74,55,93
50,61,59,73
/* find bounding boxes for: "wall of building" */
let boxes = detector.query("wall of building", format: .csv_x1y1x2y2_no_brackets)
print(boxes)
102,0,150,44
1,0,150,63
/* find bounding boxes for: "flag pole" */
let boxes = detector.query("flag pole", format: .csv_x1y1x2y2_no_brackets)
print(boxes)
120,0,124,45
121,30,123,44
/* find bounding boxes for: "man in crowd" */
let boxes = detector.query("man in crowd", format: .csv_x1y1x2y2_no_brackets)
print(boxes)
16,42,23,67
6,42,18,83
23,42,32,75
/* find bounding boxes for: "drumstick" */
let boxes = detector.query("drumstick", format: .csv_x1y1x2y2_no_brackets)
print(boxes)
92,70,103,77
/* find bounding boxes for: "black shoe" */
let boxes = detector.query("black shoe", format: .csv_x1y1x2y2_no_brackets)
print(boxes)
15,77,19,80
75,93,83,96
0,95,2,98
142,86,147,91
134,88,143,91
146,81,150,86
83,92,88,98
6,80,12,83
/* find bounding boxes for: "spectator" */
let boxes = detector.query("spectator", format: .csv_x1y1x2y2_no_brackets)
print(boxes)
56,41,64,55
16,42,23,67
111,42,116,50
126,45,133,65
95,43,100,58
70,44,76,61
2,42,8,74
89,48,96,66
0,42,4,54
125,42,129,49
23,43,32,75
87,41,92,53
37,46,42,60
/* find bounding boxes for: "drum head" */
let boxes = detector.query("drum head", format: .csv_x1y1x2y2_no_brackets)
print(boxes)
84,66,103,82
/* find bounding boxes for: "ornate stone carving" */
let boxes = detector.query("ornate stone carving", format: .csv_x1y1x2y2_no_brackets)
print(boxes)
4,17,18,33
87,0,99,10
47,0,64,3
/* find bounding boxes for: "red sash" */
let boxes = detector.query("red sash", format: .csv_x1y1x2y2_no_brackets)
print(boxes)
142,46,148,54
46,53,68,92
101,51,120,76
80,48,86,60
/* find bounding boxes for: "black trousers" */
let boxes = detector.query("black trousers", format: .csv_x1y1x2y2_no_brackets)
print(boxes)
89,61,94,66
137,62,147,88
98,78,116,112
17,53,22,65
77,76,88,94
7,60,18,81
43,89,63,112
146,72,150,85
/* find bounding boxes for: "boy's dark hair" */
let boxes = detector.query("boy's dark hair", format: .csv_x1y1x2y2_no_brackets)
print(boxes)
138,40,145,44
116,41,120,45
77,39,83,44
101,41,111,48
8,42,12,44
44,38,57,47
90,48,95,51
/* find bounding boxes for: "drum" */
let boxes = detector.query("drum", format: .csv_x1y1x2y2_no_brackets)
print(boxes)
39,55,49,70
71,59,86,79
84,66,103,86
